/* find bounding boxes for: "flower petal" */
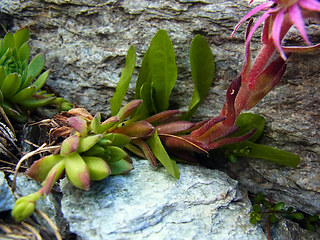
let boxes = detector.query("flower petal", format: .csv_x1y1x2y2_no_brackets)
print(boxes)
299,0,320,12
272,8,287,60
231,1,274,37
289,4,311,45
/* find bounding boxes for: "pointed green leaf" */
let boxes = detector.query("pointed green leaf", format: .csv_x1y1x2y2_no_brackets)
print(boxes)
148,29,177,112
33,69,50,90
227,141,300,167
18,42,30,63
232,113,266,142
110,45,136,115
183,34,215,120
10,85,37,103
1,73,21,97
77,134,102,153
0,66,6,89
109,159,133,175
19,96,56,109
13,26,30,50
27,53,45,81
135,49,150,99
147,130,180,179
0,100,27,122
102,133,131,148
3,31,15,50
21,72,34,89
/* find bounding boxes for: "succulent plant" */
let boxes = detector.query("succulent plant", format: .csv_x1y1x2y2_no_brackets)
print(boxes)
0,26,72,122
11,107,134,221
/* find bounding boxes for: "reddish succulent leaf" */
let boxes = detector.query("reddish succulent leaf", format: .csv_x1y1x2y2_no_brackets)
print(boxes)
208,128,257,150
131,139,157,166
116,100,142,122
27,154,64,182
145,110,180,124
60,135,79,156
66,116,88,136
125,143,147,159
283,43,320,53
190,115,226,139
113,120,154,137
68,108,93,120
244,57,286,110
156,121,195,135
64,152,90,190
159,133,209,153
220,75,241,126
41,160,65,195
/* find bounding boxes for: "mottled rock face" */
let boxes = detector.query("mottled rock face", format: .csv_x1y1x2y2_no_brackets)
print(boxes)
0,171,15,212
1,0,319,214
61,159,266,240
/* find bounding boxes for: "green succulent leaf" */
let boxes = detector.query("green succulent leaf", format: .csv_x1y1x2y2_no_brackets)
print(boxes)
105,146,127,163
13,26,30,50
102,133,131,148
0,100,27,122
274,202,285,211
110,45,136,116
1,73,21,98
232,113,266,142
77,134,103,153
135,49,150,100
60,135,79,156
82,145,106,158
10,85,37,103
26,53,45,82
18,42,30,64
41,160,65,195
183,34,215,120
109,159,133,175
33,69,50,91
0,66,6,89
227,141,300,167
19,96,56,109
82,156,111,181
148,29,177,112
3,31,15,51
293,212,304,220
146,130,180,179
269,213,278,224
27,154,64,182
64,152,90,190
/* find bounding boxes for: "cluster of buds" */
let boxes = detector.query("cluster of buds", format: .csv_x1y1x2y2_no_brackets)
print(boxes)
0,26,72,122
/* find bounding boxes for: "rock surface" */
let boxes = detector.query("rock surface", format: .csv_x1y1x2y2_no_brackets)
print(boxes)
0,171,15,212
1,0,319,215
61,159,267,240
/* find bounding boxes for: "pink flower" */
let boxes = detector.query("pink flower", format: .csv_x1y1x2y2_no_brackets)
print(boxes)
232,0,320,59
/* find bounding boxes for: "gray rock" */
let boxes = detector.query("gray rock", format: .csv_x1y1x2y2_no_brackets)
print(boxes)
61,158,266,240
0,171,15,212
269,219,320,240
1,0,319,216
